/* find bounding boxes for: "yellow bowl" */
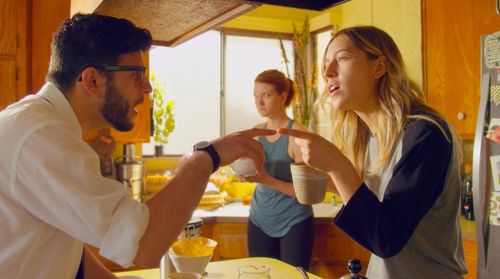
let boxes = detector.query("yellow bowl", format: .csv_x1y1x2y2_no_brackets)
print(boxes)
170,237,217,257
220,182,256,199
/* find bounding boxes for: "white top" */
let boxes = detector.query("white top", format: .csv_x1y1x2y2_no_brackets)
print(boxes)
0,83,149,279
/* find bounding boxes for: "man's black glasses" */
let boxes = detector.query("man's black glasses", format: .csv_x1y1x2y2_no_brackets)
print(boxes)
94,65,146,72
93,65,147,82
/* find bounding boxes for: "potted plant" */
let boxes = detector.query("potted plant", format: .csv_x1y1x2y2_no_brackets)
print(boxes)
279,16,319,129
151,73,175,157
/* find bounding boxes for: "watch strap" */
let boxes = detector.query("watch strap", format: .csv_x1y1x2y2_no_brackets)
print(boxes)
194,142,220,173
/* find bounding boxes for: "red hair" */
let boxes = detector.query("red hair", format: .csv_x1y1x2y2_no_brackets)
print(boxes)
254,69,295,107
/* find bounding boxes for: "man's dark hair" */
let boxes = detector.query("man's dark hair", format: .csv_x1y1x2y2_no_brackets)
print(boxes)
47,13,152,92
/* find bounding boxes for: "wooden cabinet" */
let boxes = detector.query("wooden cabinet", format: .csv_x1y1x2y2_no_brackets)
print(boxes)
310,222,370,278
422,0,477,139
0,60,17,109
211,222,249,261
461,217,478,279
463,238,478,279
474,0,500,41
31,0,71,92
0,0,28,110
423,0,500,139
207,220,370,279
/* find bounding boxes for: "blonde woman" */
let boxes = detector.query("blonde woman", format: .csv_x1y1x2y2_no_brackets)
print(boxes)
280,26,467,278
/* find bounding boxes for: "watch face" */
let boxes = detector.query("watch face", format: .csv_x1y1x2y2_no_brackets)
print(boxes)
194,141,210,150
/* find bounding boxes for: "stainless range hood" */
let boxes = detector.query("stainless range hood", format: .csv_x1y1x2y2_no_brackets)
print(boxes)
71,0,346,47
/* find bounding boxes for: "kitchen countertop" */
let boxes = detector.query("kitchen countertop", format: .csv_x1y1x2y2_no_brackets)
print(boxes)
115,257,322,279
193,201,342,223
193,200,477,242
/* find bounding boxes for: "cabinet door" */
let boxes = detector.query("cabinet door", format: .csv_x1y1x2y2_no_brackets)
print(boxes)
311,223,370,278
31,0,70,91
463,239,478,279
0,0,16,55
423,0,477,139
211,223,248,260
0,0,27,110
474,0,500,36
0,59,17,110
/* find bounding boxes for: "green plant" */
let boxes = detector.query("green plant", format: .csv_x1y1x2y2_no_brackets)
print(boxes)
151,73,175,146
279,16,319,128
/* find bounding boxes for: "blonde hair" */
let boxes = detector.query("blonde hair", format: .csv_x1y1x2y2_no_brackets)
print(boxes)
255,69,296,107
323,26,461,175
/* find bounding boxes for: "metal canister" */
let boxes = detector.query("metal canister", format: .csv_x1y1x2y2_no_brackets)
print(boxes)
179,217,203,239
115,144,143,202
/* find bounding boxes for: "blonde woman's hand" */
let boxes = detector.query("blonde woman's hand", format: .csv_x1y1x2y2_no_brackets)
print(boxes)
278,128,362,203
278,128,341,173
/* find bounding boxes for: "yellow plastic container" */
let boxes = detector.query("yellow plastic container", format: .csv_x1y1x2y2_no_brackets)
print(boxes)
220,182,256,199
323,191,334,203
170,237,217,257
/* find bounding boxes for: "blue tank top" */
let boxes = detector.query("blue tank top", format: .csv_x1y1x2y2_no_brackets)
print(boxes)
249,120,313,237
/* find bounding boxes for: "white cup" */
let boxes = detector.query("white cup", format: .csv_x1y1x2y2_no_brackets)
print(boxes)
291,162,328,204
231,157,257,177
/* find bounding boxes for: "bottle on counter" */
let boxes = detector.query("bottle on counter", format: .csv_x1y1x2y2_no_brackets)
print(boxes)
463,194,474,220
339,259,368,279
462,175,474,220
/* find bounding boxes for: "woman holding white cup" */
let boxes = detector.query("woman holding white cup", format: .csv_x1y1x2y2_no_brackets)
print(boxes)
238,69,314,270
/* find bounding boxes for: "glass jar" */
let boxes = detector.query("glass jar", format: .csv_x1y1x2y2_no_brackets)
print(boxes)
238,265,271,279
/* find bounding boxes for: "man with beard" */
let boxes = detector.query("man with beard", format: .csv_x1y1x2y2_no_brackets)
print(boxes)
0,13,274,279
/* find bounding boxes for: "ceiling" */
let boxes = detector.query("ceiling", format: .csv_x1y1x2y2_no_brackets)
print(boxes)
71,0,348,47
244,5,322,21
90,0,258,46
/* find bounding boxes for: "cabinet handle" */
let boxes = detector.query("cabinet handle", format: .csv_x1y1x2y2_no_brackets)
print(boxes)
457,112,466,121
497,0,500,15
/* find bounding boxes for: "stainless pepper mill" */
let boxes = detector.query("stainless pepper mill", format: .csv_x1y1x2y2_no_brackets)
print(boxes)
115,144,144,202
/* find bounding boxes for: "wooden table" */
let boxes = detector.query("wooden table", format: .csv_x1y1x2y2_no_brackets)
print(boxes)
115,257,322,278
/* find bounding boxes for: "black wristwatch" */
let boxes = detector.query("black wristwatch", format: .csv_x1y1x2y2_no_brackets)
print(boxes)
193,141,220,173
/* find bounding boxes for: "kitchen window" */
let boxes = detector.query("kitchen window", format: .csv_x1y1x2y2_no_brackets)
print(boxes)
315,28,334,96
223,31,294,135
142,30,294,155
